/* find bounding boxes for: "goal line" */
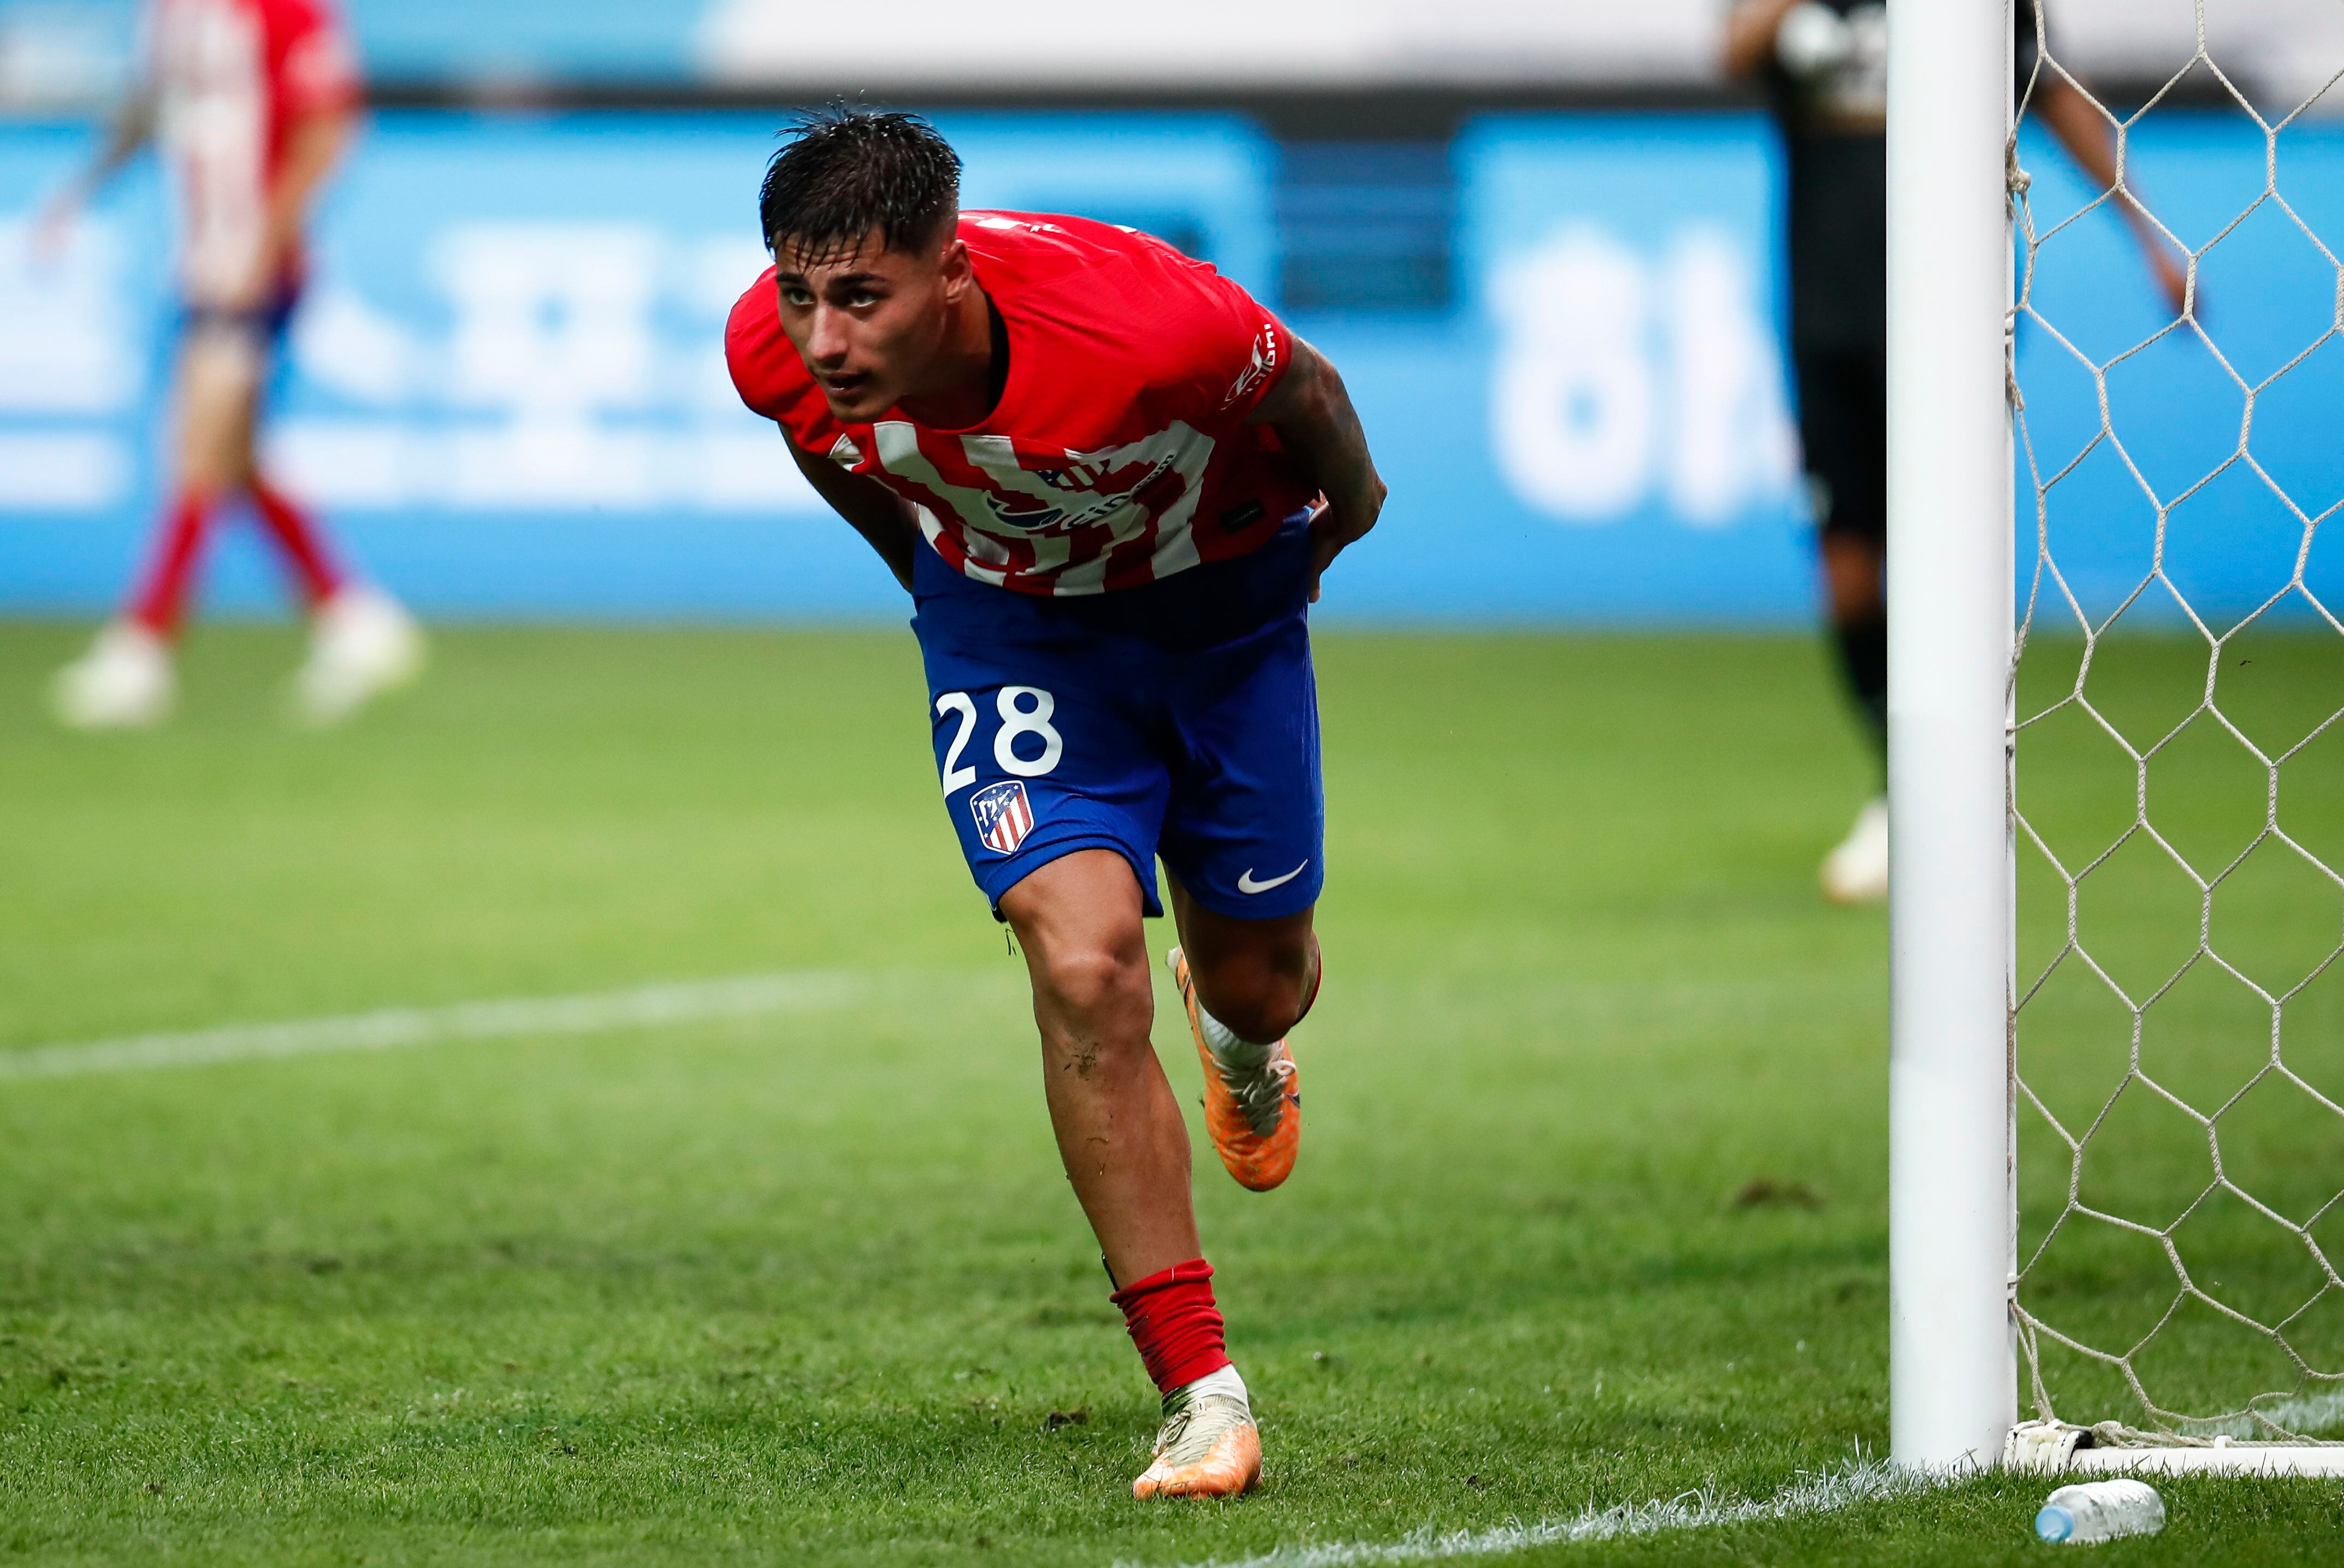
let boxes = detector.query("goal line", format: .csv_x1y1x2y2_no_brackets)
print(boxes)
1132,1457,1933,1568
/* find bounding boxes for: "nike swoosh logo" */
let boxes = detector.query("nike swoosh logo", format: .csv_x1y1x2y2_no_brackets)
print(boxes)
1236,861,1310,896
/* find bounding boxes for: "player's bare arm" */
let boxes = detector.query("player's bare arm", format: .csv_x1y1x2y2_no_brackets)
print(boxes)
33,89,154,259
1720,0,1809,79
783,431,920,591
1248,337,1386,602
2029,72,2190,314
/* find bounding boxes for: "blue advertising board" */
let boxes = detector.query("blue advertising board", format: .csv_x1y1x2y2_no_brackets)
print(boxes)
0,108,2334,626
2009,114,2344,637
0,111,1278,619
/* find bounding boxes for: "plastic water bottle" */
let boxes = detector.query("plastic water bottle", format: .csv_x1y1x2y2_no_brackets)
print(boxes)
2034,1479,2167,1543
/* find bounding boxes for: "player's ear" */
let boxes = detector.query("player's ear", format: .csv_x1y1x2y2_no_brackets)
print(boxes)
937,233,973,299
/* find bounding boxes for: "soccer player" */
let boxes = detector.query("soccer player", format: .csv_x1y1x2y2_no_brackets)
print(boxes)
1725,1,2185,901
37,0,423,729
725,110,1384,1499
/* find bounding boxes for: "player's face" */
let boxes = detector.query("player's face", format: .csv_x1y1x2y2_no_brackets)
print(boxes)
772,227,969,422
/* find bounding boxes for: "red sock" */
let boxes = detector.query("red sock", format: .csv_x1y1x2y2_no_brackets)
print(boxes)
250,477,345,606
1110,1258,1231,1396
128,489,216,636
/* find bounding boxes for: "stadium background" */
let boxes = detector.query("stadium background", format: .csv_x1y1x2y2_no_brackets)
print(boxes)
3,0,2338,624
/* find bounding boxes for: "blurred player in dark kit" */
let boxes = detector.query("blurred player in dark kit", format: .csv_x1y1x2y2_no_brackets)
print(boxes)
727,110,1384,1499
1724,0,2185,901
38,0,422,729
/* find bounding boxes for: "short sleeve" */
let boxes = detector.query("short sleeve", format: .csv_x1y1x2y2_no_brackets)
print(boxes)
1153,256,1294,434
726,273,788,419
276,0,363,117
726,268,833,444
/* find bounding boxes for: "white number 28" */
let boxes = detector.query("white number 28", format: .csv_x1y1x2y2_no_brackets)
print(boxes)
935,686,1064,795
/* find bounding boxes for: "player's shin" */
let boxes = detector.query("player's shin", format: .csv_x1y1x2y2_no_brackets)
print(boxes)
51,488,210,728
1111,1258,1230,1394
128,490,215,639
1831,606,1888,777
1822,606,1890,903
251,479,347,607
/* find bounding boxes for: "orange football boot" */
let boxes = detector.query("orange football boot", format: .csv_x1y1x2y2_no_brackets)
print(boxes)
1132,1378,1263,1499
1168,946,1300,1192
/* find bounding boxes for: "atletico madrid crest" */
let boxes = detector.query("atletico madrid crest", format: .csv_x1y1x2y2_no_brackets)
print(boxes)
970,780,1035,855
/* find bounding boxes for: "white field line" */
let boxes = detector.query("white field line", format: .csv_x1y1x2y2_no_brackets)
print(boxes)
0,972,864,1084
2199,1387,2344,1441
1129,1459,1937,1568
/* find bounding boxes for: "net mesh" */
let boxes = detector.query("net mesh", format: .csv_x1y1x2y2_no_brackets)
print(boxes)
2009,0,2344,1442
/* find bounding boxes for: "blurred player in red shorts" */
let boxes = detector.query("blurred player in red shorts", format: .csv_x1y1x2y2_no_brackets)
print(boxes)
38,0,422,729
728,110,1385,1498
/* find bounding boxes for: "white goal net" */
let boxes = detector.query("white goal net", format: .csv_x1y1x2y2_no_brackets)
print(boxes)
2009,0,2344,1446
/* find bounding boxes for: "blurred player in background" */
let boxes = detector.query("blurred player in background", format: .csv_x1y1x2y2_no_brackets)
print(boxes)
729,110,1382,1499
37,0,423,730
1725,0,2186,901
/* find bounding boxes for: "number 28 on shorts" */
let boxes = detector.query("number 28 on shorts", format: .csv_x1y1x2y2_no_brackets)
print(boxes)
937,687,1064,857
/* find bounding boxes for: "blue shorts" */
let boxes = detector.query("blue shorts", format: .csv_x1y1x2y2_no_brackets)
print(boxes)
910,511,1324,922
179,285,301,354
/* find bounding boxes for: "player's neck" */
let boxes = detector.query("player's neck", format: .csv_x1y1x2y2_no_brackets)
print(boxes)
898,288,1007,430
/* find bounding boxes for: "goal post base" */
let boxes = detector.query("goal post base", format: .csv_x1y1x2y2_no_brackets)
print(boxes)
2005,1421,2344,1477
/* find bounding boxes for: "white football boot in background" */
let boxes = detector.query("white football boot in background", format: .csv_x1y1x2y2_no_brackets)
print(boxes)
1820,795,1890,904
51,622,175,730
295,587,426,726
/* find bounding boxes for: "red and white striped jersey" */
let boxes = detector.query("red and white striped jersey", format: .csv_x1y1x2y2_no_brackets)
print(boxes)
726,212,1311,596
147,0,362,303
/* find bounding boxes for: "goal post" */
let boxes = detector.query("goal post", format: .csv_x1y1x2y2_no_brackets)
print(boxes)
1885,0,2020,1474
1893,0,2344,1476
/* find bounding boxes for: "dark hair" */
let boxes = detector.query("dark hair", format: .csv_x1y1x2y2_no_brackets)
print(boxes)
759,106,962,264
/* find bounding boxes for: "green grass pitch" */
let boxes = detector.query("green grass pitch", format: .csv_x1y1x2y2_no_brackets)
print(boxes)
1,623,2339,1566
